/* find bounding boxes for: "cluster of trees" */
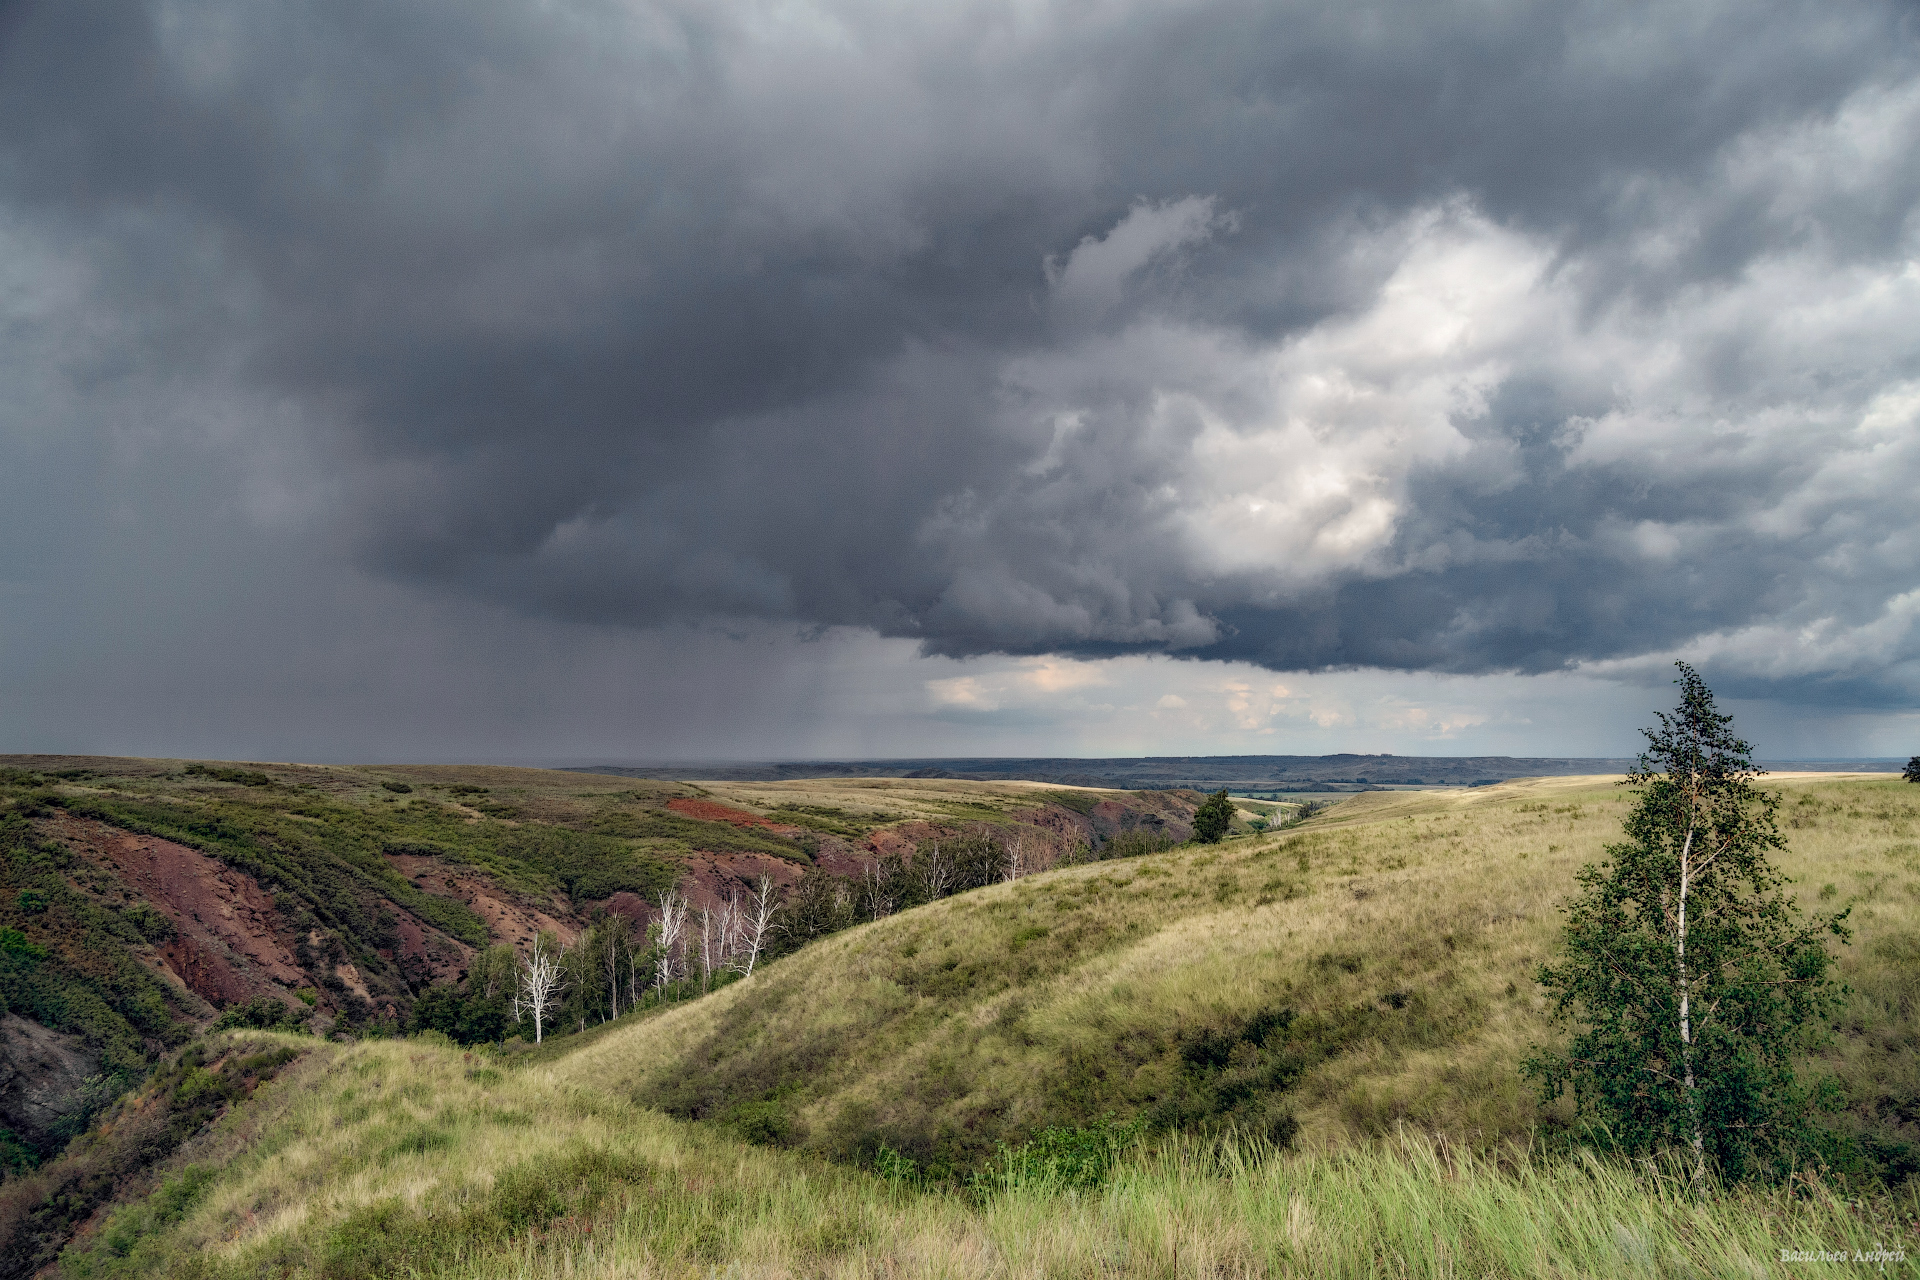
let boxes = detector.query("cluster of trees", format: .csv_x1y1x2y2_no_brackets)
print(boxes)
412,806,1215,1048
411,878,781,1045
767,829,1057,954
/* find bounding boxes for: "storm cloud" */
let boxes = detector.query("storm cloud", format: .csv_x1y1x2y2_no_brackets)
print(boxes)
4,0,1920,739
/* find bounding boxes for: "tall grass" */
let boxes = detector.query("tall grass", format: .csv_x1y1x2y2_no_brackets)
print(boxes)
49,775,1920,1277
59,1036,1917,1279
548,775,1919,1171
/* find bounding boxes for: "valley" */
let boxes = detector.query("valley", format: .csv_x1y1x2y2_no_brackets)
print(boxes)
1,761,1915,1276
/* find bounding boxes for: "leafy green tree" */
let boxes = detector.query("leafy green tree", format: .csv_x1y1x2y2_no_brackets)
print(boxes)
1191,789,1235,844
1524,664,1849,1184
1903,755,1919,783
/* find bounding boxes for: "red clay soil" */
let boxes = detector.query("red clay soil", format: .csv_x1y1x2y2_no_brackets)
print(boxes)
673,851,805,914
384,855,578,951
665,798,807,836
45,812,307,1011
44,812,486,1020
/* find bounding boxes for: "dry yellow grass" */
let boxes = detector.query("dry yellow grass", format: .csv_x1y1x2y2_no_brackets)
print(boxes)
67,1031,1917,1279
553,773,1916,1164
59,772,1920,1278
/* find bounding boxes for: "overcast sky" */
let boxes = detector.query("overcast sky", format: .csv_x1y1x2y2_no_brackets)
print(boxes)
3,0,1918,764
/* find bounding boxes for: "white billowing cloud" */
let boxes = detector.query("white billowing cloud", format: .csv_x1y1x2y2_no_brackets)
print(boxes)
1376,702,1492,740
914,135,1920,676
1174,205,1542,584
1046,196,1230,319
1582,588,1920,686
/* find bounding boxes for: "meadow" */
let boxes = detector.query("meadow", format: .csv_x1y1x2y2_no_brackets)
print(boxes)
35,773,1920,1276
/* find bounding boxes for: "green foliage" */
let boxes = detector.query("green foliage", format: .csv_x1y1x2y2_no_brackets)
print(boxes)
1904,756,1919,784
1036,791,1104,816
55,1162,217,1277
0,816,196,1091
589,806,814,863
408,946,522,1045
764,804,887,838
119,902,174,944
182,764,276,788
770,869,858,954
1524,665,1850,1184
0,927,47,962
1192,789,1234,844
10,1035,301,1280
488,825,678,903
0,1128,38,1177
209,997,311,1034
984,1116,1145,1192
1088,828,1177,861
379,781,413,794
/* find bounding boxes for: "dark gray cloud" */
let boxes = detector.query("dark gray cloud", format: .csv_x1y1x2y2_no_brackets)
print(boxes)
4,0,1920,724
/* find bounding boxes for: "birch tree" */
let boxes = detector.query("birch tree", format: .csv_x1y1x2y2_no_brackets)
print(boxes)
1524,663,1848,1184
718,895,744,969
698,907,715,991
519,933,566,1045
918,841,953,901
739,876,776,975
655,890,688,993
602,917,628,1020
861,861,894,921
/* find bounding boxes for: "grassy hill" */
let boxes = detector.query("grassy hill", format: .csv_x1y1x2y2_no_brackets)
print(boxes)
563,773,1920,1175
7,770,1916,1277
0,758,1200,1173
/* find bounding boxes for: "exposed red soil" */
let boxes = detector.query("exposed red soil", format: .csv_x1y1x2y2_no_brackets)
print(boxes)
666,797,807,837
45,812,480,1021
385,855,578,951
673,851,806,914
382,915,469,988
46,813,305,1012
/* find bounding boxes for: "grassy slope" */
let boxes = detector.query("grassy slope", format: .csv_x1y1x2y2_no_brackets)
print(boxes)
558,774,1919,1171
51,774,1920,1278
52,1033,1914,1280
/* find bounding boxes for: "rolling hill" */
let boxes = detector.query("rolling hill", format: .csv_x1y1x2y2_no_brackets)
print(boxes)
3,767,1915,1276
0,757,1203,1171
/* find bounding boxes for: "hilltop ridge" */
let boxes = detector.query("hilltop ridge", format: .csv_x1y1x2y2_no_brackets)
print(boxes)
567,753,1900,792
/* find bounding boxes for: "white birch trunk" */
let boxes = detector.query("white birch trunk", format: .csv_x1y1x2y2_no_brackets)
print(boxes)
519,937,565,1045
741,876,776,976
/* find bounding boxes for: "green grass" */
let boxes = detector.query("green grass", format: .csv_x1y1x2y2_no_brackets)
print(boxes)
559,774,1920,1179
0,807,198,1097
587,805,816,862
13,768,1920,1276
24,773,1920,1277
48,1034,1920,1279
